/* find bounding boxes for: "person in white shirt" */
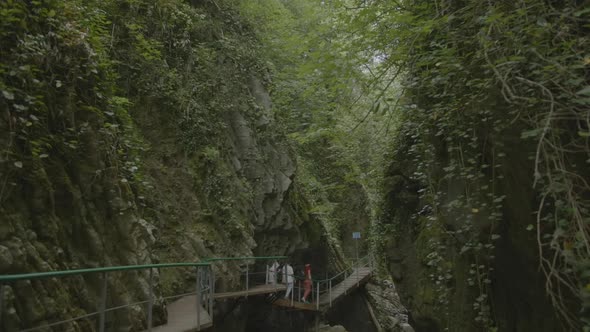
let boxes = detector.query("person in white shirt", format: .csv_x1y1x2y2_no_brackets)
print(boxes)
281,263,287,284
268,260,280,284
283,263,294,299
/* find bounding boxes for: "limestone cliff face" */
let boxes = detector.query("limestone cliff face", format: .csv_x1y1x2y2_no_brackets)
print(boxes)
379,129,566,331
365,279,412,332
0,1,324,331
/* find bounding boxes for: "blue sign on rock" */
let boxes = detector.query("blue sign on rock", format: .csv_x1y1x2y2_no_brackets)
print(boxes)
352,232,361,239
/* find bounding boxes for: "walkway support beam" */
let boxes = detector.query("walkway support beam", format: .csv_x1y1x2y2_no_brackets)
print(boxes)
245,264,249,296
98,273,107,332
147,268,154,331
0,284,4,328
329,279,332,307
196,267,201,331
316,282,320,310
291,278,294,306
209,265,214,320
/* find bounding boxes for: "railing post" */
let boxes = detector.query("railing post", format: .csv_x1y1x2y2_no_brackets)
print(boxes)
147,268,154,331
196,267,201,331
344,270,348,295
265,264,269,284
245,264,249,296
204,268,209,315
298,280,301,301
316,282,320,310
208,268,212,315
209,265,214,320
329,279,332,307
290,278,294,306
315,313,319,332
0,284,4,327
357,257,360,287
272,262,282,292
99,273,108,332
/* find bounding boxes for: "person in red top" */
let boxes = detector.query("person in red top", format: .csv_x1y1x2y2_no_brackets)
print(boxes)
301,263,312,303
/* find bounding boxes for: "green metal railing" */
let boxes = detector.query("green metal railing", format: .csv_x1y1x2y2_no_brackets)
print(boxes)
289,254,374,310
0,262,210,282
207,256,288,299
0,257,289,283
0,256,287,332
320,254,374,308
0,261,213,332
0,254,372,331
204,256,287,262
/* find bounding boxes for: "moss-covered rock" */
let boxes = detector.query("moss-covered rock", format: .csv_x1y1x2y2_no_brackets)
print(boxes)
0,0,329,330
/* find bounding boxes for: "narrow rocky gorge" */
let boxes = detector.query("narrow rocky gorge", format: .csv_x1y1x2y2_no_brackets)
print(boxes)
0,1,404,331
2,0,587,331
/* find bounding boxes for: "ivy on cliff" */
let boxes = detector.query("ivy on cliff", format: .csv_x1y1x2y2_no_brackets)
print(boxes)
341,0,590,330
235,0,395,256
1,0,275,241
0,0,141,208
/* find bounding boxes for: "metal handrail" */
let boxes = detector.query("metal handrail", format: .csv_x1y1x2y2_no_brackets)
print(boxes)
311,254,373,308
1,264,213,332
0,256,286,332
298,254,373,283
278,254,374,309
0,254,372,331
18,311,100,332
288,254,372,300
205,256,287,262
0,262,211,282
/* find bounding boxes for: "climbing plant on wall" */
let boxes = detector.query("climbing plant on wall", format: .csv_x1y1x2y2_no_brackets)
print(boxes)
234,0,395,252
340,0,590,330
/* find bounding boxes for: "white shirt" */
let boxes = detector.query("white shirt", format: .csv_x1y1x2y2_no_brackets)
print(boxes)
284,264,294,283
270,261,279,273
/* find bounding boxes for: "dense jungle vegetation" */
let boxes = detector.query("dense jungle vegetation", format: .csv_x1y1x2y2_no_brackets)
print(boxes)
1,0,589,331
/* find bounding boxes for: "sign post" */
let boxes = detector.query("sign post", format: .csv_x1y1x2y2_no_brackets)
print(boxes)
352,232,361,284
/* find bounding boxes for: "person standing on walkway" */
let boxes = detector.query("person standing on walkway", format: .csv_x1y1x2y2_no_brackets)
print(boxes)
268,260,280,284
301,263,312,303
281,262,287,284
283,263,294,299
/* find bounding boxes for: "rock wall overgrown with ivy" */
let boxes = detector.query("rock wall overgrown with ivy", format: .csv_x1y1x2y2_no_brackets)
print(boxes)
353,0,590,331
0,0,328,330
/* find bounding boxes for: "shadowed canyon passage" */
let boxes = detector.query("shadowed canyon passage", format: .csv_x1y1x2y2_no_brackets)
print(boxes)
1,0,589,331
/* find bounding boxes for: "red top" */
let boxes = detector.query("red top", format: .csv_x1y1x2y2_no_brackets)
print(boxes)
304,264,311,280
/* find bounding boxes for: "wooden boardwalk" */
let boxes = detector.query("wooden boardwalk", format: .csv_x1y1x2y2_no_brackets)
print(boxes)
146,259,373,331
272,267,373,312
214,283,286,300
150,295,212,332
149,284,285,331
272,298,318,311
319,267,372,305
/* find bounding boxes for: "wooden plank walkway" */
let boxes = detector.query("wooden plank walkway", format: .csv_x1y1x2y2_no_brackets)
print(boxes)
149,284,285,332
150,295,212,332
148,265,373,330
272,267,373,312
214,283,286,300
319,267,372,305
272,298,318,311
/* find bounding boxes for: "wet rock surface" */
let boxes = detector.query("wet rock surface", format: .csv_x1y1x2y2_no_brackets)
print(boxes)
365,278,413,332
318,324,348,332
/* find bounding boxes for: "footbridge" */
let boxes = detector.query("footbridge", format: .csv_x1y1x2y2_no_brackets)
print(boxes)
0,255,374,331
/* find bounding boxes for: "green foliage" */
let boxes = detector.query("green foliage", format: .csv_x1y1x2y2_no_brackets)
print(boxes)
0,0,272,242
234,0,395,255
0,0,136,205
343,0,590,329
